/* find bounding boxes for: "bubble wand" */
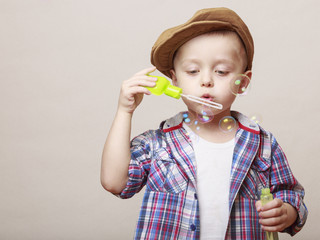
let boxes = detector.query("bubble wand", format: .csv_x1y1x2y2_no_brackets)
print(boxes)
145,75,223,110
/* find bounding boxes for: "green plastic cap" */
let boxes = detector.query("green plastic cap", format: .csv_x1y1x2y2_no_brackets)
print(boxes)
261,188,270,195
164,84,182,99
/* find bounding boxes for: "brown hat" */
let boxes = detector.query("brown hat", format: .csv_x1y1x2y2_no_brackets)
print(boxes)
151,7,254,77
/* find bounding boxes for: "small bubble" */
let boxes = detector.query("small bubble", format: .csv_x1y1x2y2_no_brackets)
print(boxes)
196,106,214,123
219,116,237,132
183,112,193,125
185,131,199,143
184,118,191,123
249,114,263,124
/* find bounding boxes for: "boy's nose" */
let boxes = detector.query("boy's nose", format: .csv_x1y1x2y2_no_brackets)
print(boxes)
200,75,214,87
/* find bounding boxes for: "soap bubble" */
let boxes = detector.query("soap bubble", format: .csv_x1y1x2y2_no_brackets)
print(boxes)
219,116,237,132
190,132,199,143
249,114,263,124
196,106,214,123
182,112,193,126
185,130,199,143
194,120,201,131
230,73,251,96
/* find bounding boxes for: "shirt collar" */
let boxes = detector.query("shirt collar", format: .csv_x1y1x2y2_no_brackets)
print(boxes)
161,111,260,134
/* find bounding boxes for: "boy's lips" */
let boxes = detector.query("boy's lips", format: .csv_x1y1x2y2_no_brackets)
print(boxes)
200,93,214,102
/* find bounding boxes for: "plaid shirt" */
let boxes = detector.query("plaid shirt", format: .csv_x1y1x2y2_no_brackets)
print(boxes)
118,112,308,239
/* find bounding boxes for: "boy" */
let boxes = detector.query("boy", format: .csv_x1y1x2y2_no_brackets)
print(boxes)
101,7,307,239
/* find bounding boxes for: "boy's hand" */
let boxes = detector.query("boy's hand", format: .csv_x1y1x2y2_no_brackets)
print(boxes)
256,198,298,232
118,67,157,114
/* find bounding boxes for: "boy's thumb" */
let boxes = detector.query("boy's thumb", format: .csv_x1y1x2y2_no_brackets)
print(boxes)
255,200,262,212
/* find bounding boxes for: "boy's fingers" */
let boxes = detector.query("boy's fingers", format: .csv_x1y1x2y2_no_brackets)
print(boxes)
259,215,282,226
123,76,157,89
129,75,158,84
262,224,285,232
135,75,158,82
131,86,152,95
134,67,157,76
261,198,283,211
259,207,283,219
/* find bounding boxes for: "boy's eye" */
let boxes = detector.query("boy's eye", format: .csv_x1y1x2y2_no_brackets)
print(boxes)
215,70,228,75
187,70,199,74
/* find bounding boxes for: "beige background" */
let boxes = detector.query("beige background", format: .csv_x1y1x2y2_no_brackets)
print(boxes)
0,0,319,239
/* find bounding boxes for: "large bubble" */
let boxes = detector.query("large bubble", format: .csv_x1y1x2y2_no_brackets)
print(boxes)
196,105,214,123
219,116,237,132
230,73,251,96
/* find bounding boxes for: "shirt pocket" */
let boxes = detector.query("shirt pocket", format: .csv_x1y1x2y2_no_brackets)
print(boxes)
239,156,271,200
147,148,188,194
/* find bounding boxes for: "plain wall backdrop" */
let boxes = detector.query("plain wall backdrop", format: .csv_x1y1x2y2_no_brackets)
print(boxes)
0,0,319,239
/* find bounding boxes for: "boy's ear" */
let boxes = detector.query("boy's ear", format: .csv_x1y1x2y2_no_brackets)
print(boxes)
170,69,178,86
236,70,252,95
244,70,252,81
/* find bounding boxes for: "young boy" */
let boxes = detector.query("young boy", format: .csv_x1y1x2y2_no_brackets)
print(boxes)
101,7,308,239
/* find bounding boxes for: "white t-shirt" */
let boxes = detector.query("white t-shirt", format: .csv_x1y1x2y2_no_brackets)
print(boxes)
184,124,234,240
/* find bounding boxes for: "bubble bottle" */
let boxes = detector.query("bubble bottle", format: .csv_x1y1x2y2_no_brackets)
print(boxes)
145,75,222,109
260,188,279,240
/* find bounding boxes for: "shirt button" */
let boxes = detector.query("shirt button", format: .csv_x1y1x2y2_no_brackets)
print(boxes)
190,224,196,231
194,193,198,199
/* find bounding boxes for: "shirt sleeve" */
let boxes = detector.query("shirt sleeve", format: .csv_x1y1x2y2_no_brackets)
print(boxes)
269,134,308,236
116,130,157,199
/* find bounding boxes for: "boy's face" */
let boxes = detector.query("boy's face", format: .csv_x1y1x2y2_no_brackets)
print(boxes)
170,32,251,118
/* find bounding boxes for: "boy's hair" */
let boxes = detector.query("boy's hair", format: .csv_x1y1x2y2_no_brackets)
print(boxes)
151,7,254,77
